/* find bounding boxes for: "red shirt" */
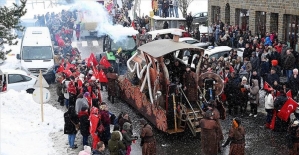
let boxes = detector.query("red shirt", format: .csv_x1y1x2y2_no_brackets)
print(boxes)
67,81,77,95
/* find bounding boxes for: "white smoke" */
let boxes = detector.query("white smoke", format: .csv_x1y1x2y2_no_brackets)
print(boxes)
70,1,138,42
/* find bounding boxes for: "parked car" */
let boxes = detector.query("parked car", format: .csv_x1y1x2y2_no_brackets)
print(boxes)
192,12,208,24
0,69,37,93
179,37,210,49
204,46,243,60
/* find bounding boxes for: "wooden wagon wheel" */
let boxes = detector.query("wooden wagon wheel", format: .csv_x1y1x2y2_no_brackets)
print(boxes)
198,72,224,96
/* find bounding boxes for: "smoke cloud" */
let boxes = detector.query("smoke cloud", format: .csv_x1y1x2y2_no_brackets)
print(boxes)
70,1,138,42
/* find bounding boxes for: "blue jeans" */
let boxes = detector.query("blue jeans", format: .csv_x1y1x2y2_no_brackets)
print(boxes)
82,135,88,146
286,70,293,81
169,7,174,17
64,99,69,108
173,6,179,18
230,37,235,48
158,5,162,16
68,134,76,148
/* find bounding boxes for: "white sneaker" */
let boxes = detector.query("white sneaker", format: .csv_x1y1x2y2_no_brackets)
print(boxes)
254,115,257,117
249,113,253,117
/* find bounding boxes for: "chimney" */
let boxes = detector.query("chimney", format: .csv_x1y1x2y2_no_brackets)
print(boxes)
171,30,182,42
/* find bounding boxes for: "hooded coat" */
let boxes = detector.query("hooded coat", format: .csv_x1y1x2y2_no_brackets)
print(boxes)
108,131,125,155
122,122,136,147
75,98,89,114
249,79,259,104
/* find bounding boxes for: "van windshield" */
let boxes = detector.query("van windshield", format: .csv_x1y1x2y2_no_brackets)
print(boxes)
22,46,53,60
111,37,136,51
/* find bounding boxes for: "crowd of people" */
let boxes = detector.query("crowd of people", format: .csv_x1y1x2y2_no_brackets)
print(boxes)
39,4,157,155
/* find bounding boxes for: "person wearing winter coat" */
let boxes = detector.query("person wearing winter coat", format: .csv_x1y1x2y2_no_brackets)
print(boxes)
78,107,90,146
75,93,89,114
222,117,245,155
108,130,126,155
139,119,156,155
122,122,138,155
264,89,274,128
249,79,259,117
64,106,79,149
288,69,299,98
93,141,107,155
68,75,77,107
99,104,111,145
56,75,65,106
284,50,296,81
62,76,70,108
78,145,91,155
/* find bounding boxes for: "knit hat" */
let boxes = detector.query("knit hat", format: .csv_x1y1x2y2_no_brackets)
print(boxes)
88,70,93,74
293,121,299,126
83,145,91,153
271,60,278,66
242,76,247,81
84,92,90,97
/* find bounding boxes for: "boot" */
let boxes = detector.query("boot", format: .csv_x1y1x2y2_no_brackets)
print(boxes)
107,96,111,101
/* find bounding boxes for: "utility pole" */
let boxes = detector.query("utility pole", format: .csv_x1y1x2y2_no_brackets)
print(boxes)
133,0,141,19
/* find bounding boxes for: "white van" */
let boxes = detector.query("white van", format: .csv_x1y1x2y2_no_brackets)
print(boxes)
16,27,55,83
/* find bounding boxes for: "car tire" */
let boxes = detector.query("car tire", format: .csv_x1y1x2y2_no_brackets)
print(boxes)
26,88,35,94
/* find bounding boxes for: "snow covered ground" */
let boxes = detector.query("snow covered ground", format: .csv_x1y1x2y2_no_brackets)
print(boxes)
0,90,64,155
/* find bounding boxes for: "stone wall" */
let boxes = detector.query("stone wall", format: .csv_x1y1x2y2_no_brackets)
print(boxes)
208,0,299,42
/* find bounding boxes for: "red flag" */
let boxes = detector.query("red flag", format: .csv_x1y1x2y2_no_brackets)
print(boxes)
269,110,277,130
92,66,99,79
286,90,292,98
99,56,111,68
277,98,298,122
98,69,108,83
56,64,64,73
89,107,100,149
264,81,272,91
63,70,72,78
87,53,98,67
65,62,75,70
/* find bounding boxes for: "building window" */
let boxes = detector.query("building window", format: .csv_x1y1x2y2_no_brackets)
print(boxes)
284,15,299,50
255,11,266,38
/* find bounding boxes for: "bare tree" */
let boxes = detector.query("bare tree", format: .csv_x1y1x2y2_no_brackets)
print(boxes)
178,0,194,18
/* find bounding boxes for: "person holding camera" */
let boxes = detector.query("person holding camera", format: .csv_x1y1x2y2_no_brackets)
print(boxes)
122,122,138,155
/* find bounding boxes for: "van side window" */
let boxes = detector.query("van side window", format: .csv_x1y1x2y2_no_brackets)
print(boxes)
8,74,25,84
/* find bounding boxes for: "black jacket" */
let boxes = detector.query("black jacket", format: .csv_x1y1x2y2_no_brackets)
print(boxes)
243,47,252,59
79,112,90,136
64,111,79,134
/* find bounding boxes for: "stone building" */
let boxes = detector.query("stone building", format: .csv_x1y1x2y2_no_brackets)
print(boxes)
208,0,299,50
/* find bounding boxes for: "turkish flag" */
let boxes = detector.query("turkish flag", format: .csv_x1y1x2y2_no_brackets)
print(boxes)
65,62,75,70
56,64,64,73
269,110,277,130
87,53,98,67
286,90,292,98
98,69,108,83
63,70,72,77
89,107,100,149
264,81,272,91
277,98,298,122
99,56,111,68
